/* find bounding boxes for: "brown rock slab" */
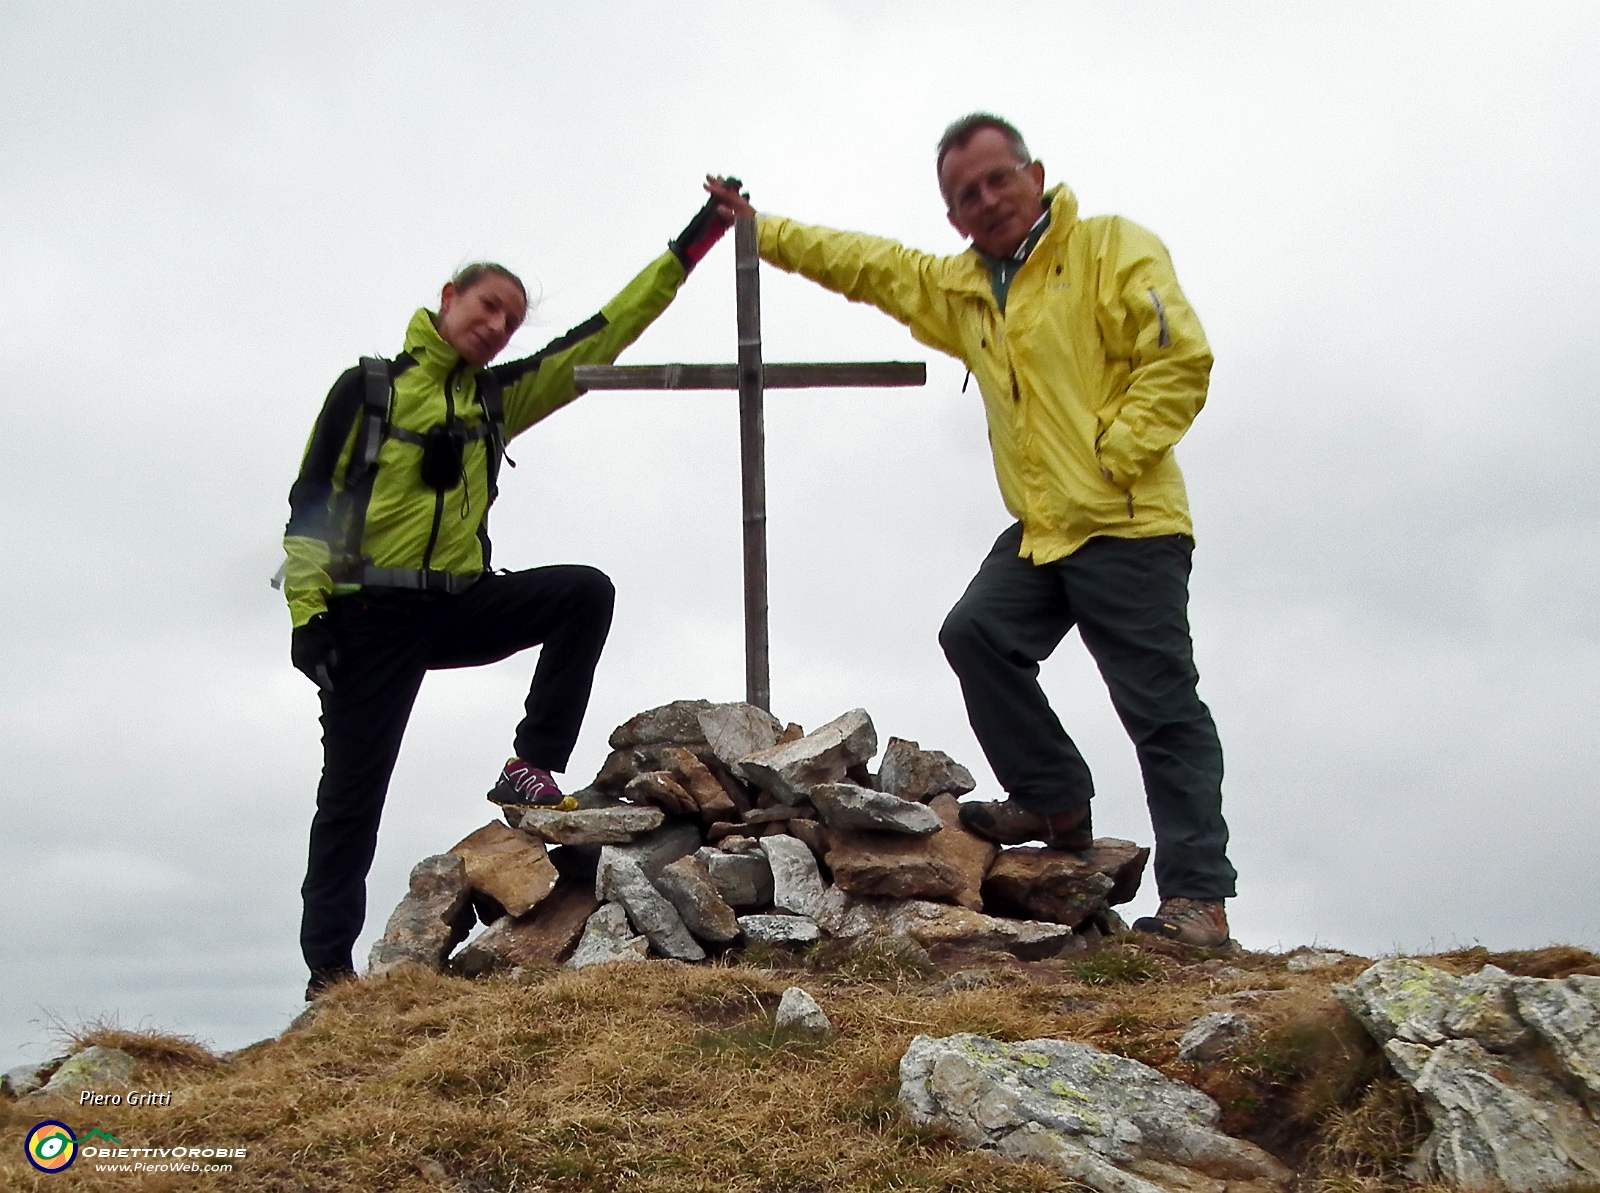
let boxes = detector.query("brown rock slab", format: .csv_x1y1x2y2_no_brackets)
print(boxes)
453,882,602,975
657,745,737,825
981,838,1150,928
825,794,995,911
449,822,560,918
368,854,474,976
625,770,696,817
787,817,830,860
877,736,977,802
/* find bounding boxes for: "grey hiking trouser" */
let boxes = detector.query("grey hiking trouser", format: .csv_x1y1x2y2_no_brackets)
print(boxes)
938,524,1237,901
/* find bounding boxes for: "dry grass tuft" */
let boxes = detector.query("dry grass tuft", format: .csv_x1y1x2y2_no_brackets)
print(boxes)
1301,1075,1431,1189
62,1016,223,1072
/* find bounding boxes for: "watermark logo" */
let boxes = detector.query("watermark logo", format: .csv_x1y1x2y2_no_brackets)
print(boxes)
24,1123,122,1173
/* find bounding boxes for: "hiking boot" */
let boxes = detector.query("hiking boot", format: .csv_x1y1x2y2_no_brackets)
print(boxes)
488,758,579,810
1131,898,1230,948
305,966,356,1001
957,799,1092,850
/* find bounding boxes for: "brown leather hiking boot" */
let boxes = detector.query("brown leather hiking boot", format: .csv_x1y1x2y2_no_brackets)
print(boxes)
1132,898,1230,948
957,799,1092,851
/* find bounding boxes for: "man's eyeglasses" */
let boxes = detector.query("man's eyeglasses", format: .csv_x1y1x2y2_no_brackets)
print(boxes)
948,162,1032,216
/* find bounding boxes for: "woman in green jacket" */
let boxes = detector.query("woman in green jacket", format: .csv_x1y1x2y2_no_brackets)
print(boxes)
285,190,734,997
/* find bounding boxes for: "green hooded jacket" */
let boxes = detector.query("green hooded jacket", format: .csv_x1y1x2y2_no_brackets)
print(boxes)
282,251,686,627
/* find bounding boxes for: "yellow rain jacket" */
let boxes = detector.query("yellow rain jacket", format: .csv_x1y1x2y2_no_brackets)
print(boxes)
282,251,686,627
757,185,1211,563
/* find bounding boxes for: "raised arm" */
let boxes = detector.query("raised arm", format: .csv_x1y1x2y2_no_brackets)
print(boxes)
491,191,736,437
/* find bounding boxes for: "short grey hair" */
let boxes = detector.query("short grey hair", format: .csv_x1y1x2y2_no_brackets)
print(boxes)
936,113,1031,180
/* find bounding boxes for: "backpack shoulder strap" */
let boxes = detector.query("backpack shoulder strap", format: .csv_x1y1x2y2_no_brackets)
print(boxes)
475,369,509,505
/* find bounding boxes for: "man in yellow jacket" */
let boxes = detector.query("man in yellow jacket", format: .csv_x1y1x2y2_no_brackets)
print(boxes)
706,116,1236,946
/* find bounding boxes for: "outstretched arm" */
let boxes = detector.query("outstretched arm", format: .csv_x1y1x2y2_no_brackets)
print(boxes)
492,186,740,437
703,177,965,360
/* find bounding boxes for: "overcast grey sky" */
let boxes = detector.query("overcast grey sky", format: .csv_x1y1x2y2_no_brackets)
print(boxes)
2,1,1596,1068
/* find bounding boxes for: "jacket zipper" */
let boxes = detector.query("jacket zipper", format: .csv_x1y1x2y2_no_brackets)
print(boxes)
420,363,461,572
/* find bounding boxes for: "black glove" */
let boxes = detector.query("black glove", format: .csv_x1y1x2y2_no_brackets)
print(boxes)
670,179,742,270
291,613,338,693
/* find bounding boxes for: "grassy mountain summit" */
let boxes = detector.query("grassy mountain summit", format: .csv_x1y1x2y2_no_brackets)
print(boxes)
4,939,1596,1192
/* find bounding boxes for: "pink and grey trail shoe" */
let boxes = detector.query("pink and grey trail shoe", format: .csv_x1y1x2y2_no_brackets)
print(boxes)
488,758,578,810
1131,898,1231,948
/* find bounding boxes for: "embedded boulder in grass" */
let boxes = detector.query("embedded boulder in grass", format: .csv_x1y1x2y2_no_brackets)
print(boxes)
1336,959,1600,1190
739,708,877,805
898,1033,1292,1193
32,1046,137,1099
368,854,474,977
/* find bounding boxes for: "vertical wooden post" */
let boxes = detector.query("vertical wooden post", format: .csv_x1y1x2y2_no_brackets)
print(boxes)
734,216,770,712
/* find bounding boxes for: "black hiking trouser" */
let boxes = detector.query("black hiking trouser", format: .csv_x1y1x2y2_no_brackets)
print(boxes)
938,525,1236,902
299,564,615,975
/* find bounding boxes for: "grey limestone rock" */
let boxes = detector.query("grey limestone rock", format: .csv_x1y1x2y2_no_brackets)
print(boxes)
898,1033,1292,1193
737,914,820,945
508,805,665,846
595,852,705,961
808,781,942,836
1336,956,1460,1045
776,986,833,1038
567,902,650,968
695,846,774,909
608,699,715,750
592,821,702,893
1512,973,1600,1103
1337,958,1600,1190
818,889,1075,961
876,737,976,802
34,1046,138,1099
368,853,474,977
739,708,877,804
697,702,783,774
656,855,740,944
1176,1011,1253,1064
2,1058,62,1098
760,834,827,918
1285,949,1355,971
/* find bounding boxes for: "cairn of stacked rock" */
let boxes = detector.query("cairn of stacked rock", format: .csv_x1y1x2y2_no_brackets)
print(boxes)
369,700,1151,976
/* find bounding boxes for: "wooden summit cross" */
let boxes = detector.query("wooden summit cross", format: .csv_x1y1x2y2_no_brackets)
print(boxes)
573,216,925,713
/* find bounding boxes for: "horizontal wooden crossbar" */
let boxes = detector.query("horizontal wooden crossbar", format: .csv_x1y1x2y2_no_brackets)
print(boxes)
573,362,926,390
